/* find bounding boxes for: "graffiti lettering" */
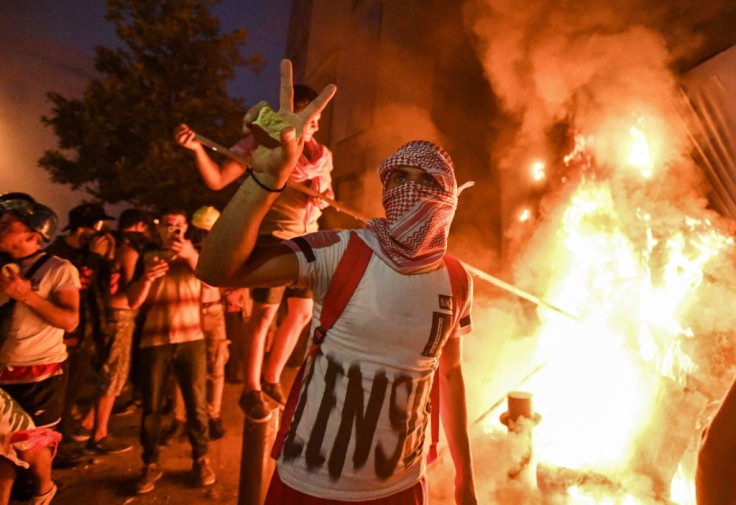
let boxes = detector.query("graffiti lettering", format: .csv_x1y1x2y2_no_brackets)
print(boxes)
282,352,320,462
305,355,344,470
328,364,387,479
375,375,413,478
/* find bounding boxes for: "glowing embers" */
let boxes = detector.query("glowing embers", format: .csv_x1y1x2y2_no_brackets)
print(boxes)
627,126,653,178
487,176,731,503
531,160,546,182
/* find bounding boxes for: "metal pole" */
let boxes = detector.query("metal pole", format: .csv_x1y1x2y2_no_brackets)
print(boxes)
193,133,577,319
194,134,371,222
237,410,279,505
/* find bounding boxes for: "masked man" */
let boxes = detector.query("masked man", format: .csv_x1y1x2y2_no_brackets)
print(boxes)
197,60,477,505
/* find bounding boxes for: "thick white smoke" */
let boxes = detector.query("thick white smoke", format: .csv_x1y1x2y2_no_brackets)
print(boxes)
427,1,736,504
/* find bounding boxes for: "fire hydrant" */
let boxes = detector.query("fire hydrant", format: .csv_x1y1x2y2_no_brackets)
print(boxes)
500,391,542,488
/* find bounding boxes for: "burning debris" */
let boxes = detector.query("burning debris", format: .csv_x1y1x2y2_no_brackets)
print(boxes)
426,1,736,504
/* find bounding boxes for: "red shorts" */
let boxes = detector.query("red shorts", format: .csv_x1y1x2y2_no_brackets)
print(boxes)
264,469,427,505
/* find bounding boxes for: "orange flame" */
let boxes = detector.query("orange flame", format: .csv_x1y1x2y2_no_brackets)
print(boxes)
483,118,732,504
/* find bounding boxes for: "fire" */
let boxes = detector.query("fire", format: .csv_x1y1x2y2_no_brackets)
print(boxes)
628,126,653,178
481,117,734,504
531,161,546,182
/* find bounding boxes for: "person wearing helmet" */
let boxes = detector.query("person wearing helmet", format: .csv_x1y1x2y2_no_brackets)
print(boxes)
0,193,80,504
176,84,335,421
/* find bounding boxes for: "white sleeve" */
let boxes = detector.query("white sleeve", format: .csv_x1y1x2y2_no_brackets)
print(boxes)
284,230,352,303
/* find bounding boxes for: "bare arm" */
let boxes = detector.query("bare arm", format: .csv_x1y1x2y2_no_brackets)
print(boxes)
175,123,245,190
126,258,169,309
170,237,199,272
117,244,139,287
197,60,336,288
439,336,478,505
1,274,80,333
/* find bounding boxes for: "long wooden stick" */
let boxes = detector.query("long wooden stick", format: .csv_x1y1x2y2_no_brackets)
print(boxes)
194,134,371,223
195,133,578,320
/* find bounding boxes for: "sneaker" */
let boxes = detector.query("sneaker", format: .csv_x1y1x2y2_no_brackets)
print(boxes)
135,463,163,494
238,390,271,422
208,417,226,440
53,443,86,469
70,426,92,442
193,456,216,487
29,482,57,505
261,379,286,408
87,436,133,455
159,420,187,446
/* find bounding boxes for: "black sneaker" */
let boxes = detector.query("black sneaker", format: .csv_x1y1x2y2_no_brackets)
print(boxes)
238,390,271,422
159,420,187,446
135,463,163,494
208,417,226,440
261,379,286,408
193,456,216,487
53,443,86,469
87,436,133,455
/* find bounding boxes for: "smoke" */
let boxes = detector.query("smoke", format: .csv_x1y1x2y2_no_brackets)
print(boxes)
430,1,736,503
460,0,725,210
462,0,711,139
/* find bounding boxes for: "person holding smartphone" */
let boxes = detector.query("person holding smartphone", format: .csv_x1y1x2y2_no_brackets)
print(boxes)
126,209,215,494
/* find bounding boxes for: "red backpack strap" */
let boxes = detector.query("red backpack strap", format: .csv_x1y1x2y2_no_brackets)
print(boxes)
427,254,469,464
272,232,373,459
312,232,374,346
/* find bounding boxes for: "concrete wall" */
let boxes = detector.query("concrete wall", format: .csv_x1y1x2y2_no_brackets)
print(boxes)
286,0,504,266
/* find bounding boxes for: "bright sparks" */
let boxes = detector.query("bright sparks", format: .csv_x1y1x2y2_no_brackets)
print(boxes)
485,176,732,503
628,126,653,178
532,161,546,182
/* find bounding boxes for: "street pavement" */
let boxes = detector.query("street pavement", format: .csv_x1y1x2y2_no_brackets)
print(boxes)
42,381,275,505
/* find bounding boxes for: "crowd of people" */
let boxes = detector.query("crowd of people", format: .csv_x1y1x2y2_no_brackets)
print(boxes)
0,196,256,502
4,56,736,505
0,76,347,504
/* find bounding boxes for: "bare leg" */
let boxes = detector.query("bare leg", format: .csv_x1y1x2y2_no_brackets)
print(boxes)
92,394,117,441
0,457,16,505
262,297,313,384
80,404,95,431
242,302,279,392
18,447,54,496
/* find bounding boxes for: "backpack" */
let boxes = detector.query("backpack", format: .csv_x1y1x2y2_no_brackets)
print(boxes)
272,231,470,463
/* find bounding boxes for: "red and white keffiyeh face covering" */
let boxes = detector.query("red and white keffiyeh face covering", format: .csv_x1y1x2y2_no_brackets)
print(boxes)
366,140,463,274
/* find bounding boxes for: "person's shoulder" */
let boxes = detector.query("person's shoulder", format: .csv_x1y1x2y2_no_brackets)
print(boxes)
287,229,354,261
38,254,79,285
44,254,74,270
296,229,349,249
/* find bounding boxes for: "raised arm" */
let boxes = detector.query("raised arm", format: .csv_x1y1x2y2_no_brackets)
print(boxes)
196,60,336,288
175,123,246,190
439,336,478,505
